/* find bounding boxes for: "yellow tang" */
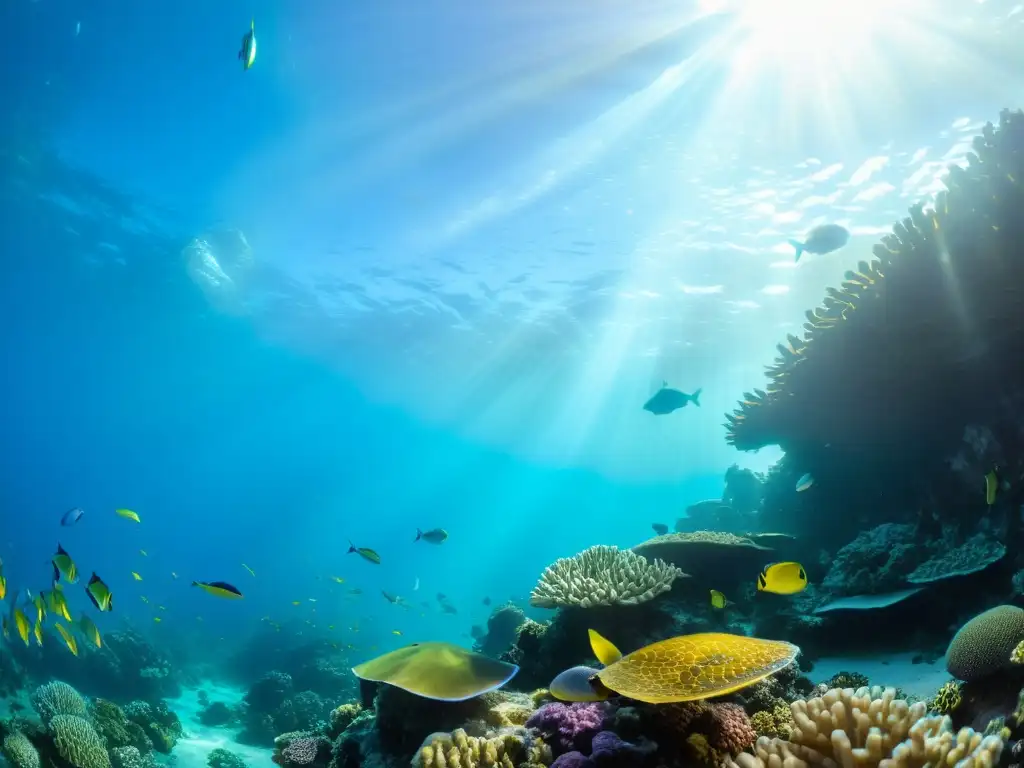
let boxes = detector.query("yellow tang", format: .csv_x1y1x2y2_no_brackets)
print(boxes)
353,642,519,701
710,590,728,609
13,607,31,645
54,622,78,656
53,590,72,621
132,572,143,581
757,562,808,595
0,571,6,600
79,614,102,649
986,467,1000,507
192,581,243,599
32,593,46,622
32,620,43,647
115,508,141,523
86,572,114,612
557,629,799,704
52,543,78,584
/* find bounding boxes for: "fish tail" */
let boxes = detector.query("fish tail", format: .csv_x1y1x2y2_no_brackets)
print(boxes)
347,541,356,553
414,529,422,542
690,388,702,407
788,239,804,262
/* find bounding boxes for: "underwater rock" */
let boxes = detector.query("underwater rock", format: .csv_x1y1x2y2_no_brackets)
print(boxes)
722,465,765,517
822,523,924,595
474,603,528,658
198,701,234,727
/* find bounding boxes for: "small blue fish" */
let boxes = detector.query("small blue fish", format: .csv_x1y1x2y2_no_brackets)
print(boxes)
795,473,814,492
60,508,84,527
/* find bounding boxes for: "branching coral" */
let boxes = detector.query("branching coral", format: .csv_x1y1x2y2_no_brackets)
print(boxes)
731,687,1003,768
529,546,683,609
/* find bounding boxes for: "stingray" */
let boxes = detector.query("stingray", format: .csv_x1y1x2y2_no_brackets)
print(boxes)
352,642,519,701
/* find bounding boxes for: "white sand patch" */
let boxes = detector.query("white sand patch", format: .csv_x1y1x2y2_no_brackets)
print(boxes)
811,653,951,699
163,684,274,768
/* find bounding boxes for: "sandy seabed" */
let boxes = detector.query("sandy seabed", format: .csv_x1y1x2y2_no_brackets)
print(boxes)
812,653,949,699
162,683,274,768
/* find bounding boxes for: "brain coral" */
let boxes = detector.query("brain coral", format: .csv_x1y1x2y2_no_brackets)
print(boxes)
529,545,683,609
31,681,88,723
2,732,41,768
946,605,1024,682
50,714,112,768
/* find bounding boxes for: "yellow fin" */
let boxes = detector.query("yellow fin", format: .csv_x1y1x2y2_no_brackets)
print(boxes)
588,629,622,666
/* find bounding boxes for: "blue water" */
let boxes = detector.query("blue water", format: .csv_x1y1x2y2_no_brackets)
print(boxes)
2,0,1023,660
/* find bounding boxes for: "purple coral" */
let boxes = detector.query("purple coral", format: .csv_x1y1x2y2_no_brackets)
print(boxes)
552,752,593,768
526,702,612,754
590,731,645,768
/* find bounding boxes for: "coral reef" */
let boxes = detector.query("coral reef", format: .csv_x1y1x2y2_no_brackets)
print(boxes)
631,532,775,590
530,545,683,609
50,714,111,768
3,731,41,768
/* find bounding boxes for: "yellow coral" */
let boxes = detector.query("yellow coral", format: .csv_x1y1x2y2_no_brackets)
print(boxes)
687,732,729,767
731,687,1004,768
930,681,962,715
1012,640,1024,665
415,728,543,768
488,702,532,728
750,704,792,740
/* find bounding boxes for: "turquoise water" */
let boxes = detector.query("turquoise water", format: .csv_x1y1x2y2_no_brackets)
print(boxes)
2,0,1024,702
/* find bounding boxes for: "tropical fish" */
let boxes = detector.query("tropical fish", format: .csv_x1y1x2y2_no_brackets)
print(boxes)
352,642,519,701
789,223,850,262
643,383,702,415
60,507,84,527
331,576,345,584
392,629,402,636
32,593,46,622
652,523,669,536
50,588,72,621
32,619,43,646
52,544,78,584
291,600,301,606
132,572,143,581
550,629,798,703
192,580,243,599
12,607,30,645
140,596,149,604
154,617,162,623
86,573,114,611
171,572,179,579
139,550,147,557
415,528,448,544
0,570,6,600
986,467,1000,506
54,622,78,656
115,508,140,523
757,562,808,595
795,473,814,492
238,18,257,70
242,563,256,577
79,614,102,648
710,590,728,609
382,591,401,604
348,542,381,564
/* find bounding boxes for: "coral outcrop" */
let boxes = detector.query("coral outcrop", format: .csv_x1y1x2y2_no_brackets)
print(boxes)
530,546,683,609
